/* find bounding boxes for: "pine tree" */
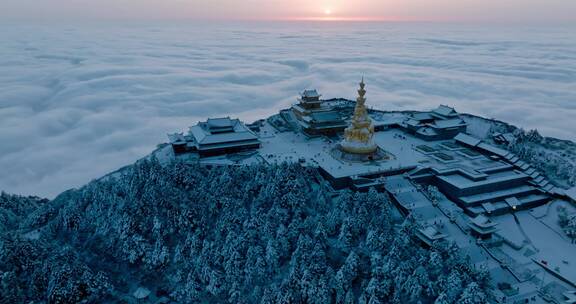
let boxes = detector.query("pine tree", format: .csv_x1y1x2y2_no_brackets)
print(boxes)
458,282,487,304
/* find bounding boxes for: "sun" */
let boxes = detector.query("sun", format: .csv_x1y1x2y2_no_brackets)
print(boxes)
324,9,332,15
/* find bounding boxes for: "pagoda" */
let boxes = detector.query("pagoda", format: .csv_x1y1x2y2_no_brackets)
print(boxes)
339,78,378,154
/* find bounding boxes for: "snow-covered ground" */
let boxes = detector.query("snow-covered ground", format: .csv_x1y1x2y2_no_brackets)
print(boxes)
462,113,576,188
177,112,576,303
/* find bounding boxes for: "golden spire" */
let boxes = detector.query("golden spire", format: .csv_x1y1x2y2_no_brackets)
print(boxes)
351,77,370,125
357,77,366,105
339,78,377,154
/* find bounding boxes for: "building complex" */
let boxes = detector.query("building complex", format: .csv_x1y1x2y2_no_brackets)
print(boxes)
166,79,576,304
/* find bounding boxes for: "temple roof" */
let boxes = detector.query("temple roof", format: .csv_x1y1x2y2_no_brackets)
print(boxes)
433,105,459,117
189,117,259,146
412,112,434,121
455,133,482,147
432,118,466,129
168,133,187,144
207,117,234,129
301,89,321,98
416,127,439,136
419,226,447,240
308,111,343,123
470,214,498,228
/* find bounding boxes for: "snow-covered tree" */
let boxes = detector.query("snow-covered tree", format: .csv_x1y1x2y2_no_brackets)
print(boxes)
458,282,487,304
0,160,491,303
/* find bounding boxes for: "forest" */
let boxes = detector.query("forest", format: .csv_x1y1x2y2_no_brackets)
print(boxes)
0,159,491,303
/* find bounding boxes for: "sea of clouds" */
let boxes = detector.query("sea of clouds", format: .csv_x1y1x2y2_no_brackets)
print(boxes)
1,22,575,198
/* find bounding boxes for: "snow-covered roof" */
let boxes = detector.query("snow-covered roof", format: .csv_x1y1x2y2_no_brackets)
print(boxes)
301,89,321,98
373,114,405,125
454,133,481,147
438,169,527,190
504,197,521,209
412,112,433,121
432,118,466,129
189,125,208,143
168,133,187,144
477,142,509,157
433,105,458,117
416,127,438,136
470,215,498,228
406,119,420,127
309,111,342,123
189,117,259,146
207,117,234,129
419,226,447,240
481,202,496,213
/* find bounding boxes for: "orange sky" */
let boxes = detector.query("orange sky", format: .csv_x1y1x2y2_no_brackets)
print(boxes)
0,0,575,23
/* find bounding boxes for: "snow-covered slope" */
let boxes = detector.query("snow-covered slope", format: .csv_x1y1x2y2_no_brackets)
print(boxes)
462,113,576,188
0,160,491,303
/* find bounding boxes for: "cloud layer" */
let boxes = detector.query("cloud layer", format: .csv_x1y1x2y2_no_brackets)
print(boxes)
1,22,575,198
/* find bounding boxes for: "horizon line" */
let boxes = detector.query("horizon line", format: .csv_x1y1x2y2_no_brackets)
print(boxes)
1,16,575,26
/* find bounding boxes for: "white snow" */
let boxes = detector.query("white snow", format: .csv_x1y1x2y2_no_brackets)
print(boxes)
23,230,41,240
133,287,151,299
567,187,576,202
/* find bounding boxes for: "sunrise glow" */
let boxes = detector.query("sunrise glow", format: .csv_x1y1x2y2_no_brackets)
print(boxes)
286,15,423,22
0,0,574,23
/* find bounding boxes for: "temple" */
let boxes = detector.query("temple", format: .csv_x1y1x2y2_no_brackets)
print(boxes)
416,225,448,247
168,117,260,157
290,89,348,136
164,78,576,303
401,105,468,141
467,215,499,239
